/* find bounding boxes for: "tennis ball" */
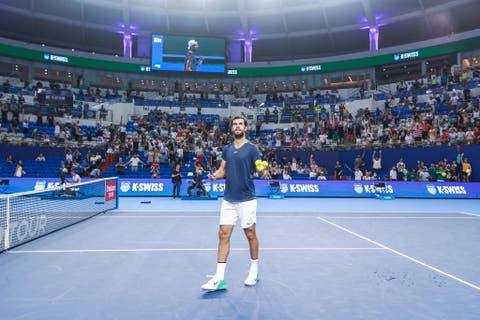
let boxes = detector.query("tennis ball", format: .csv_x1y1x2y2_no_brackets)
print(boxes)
441,172,446,177
255,160,265,172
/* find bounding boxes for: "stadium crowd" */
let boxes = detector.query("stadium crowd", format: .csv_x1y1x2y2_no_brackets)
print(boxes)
0,66,479,182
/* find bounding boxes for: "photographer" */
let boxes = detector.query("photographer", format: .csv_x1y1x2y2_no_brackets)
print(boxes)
187,162,208,197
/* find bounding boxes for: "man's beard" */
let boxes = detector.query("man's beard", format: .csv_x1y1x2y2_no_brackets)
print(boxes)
233,132,244,139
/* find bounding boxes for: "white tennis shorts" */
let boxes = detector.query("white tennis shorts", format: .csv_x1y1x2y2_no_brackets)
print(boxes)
220,199,257,229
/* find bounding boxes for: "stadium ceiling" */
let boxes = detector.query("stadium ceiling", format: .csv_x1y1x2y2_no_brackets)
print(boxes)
0,0,479,61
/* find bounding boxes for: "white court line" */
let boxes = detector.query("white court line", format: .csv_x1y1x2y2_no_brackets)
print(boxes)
324,216,478,219
33,216,217,219
459,211,480,217
99,215,477,219
316,216,480,292
113,210,463,215
8,247,386,254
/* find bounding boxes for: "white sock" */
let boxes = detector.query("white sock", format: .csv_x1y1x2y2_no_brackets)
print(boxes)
215,262,226,280
249,259,258,275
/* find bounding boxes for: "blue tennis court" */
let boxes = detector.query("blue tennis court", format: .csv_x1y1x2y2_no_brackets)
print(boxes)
1,197,479,319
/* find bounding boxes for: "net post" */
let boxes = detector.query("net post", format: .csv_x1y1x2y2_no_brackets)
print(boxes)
4,195,10,251
115,177,119,209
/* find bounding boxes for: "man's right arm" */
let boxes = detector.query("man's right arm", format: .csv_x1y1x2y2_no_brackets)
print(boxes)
209,160,226,180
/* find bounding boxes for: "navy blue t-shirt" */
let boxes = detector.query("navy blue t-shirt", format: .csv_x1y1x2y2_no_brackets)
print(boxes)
222,141,261,203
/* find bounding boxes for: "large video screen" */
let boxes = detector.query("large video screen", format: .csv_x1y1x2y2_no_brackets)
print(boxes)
151,35,225,73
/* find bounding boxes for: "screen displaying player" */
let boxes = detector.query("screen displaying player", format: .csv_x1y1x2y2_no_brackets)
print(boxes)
151,34,225,73
185,40,204,72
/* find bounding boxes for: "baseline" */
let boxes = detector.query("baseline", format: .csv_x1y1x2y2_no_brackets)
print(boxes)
8,247,387,254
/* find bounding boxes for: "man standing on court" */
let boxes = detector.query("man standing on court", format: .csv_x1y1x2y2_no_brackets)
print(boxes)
201,116,263,291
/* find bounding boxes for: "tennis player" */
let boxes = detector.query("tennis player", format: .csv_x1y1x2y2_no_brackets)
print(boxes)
185,40,204,72
201,116,261,291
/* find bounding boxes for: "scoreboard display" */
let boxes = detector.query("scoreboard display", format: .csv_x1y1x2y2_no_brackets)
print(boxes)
151,34,225,73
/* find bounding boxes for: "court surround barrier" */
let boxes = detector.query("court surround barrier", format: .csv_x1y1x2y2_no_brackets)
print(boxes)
1,178,479,199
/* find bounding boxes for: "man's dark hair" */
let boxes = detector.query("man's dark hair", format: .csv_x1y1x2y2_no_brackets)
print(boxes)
231,116,248,127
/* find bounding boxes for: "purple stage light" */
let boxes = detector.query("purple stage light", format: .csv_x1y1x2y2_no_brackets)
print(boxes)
123,33,133,58
244,38,253,63
369,26,379,51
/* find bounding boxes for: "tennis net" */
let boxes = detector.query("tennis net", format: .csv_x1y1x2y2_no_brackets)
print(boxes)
1,177,118,252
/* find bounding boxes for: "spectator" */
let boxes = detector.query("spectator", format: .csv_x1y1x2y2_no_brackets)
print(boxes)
116,158,126,175
90,166,102,178
397,164,407,181
35,153,46,161
171,163,182,198
418,167,430,182
363,171,373,181
36,113,43,126
14,160,26,177
54,121,61,139
59,166,68,184
42,134,51,145
70,169,81,184
150,160,160,178
90,152,102,165
334,161,343,180
353,152,364,170
290,157,298,173
389,166,397,181
436,164,447,182
47,115,54,127
372,150,382,178
261,168,272,180
462,157,472,182
407,168,418,181
126,154,144,173
428,163,437,181
308,165,318,180
106,145,115,162
317,168,327,181
354,167,363,181
65,149,73,162
21,118,29,135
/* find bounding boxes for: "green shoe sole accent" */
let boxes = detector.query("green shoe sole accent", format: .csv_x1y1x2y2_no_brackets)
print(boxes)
216,279,227,290
244,274,260,286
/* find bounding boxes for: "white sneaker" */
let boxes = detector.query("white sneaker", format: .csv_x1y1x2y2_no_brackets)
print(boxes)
244,273,260,286
201,277,227,291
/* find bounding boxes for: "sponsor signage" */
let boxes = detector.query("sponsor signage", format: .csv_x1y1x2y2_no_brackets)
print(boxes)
105,181,117,201
0,214,48,250
3,178,480,199
43,53,69,63
300,64,322,72
393,50,420,61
